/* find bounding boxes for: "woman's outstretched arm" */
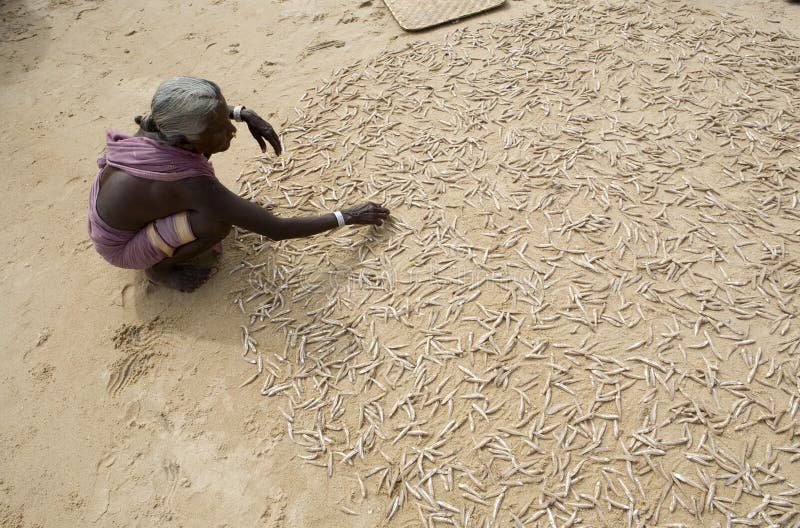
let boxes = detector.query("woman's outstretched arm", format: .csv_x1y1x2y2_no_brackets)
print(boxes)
182,177,389,241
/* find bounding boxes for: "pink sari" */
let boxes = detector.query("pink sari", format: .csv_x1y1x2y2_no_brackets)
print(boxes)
87,131,217,269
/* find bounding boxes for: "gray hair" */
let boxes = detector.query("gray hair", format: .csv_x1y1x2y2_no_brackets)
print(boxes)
136,76,223,145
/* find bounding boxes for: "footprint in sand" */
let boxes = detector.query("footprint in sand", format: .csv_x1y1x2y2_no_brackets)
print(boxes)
73,239,93,254
29,362,55,385
162,459,184,508
259,491,287,527
106,317,168,397
338,11,358,24
0,502,25,528
257,60,279,79
301,40,345,58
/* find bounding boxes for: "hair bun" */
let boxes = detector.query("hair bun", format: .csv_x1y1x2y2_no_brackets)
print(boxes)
134,114,159,132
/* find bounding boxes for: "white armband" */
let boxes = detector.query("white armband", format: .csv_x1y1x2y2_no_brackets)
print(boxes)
232,105,245,122
333,210,345,227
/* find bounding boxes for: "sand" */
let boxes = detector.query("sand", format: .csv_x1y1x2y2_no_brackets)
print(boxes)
1,0,799,527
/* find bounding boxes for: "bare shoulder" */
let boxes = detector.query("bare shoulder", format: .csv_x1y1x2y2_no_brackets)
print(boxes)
99,167,216,213
98,165,128,187
162,175,234,215
171,174,224,197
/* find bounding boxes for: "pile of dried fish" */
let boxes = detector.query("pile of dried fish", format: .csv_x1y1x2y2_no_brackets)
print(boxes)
231,2,800,526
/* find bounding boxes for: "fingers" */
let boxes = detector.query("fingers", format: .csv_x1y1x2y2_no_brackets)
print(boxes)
265,129,282,155
350,214,388,225
354,218,383,226
341,202,390,226
359,208,390,225
366,202,390,215
247,120,282,155
247,123,267,153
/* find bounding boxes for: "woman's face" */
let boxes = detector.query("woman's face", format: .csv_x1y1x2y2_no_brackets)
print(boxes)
191,99,237,155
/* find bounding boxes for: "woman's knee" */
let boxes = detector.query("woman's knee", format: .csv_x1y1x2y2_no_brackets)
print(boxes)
187,211,231,241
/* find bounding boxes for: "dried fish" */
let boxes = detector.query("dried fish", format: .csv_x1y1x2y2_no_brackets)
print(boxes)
230,6,800,526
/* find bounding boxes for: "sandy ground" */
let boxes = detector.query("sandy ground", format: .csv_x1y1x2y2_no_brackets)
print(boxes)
1,0,799,527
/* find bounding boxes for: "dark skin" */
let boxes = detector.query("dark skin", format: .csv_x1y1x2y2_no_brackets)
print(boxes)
96,97,390,292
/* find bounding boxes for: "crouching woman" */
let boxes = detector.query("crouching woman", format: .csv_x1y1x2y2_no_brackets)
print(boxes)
87,76,389,291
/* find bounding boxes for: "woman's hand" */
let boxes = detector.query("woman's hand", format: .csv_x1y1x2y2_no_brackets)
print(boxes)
240,109,282,155
342,202,390,226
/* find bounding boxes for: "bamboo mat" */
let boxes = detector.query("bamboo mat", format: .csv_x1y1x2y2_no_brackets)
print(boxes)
383,0,505,30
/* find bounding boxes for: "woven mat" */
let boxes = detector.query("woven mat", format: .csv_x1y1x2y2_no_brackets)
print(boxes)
383,0,505,31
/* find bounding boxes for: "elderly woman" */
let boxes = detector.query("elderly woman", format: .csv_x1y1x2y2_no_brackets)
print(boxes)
88,76,389,291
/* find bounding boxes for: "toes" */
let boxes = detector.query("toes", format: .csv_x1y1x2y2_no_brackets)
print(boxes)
173,266,213,292
178,282,196,293
195,266,213,282
146,265,214,292
187,267,212,289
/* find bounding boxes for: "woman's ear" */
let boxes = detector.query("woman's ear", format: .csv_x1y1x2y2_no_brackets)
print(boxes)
174,134,198,152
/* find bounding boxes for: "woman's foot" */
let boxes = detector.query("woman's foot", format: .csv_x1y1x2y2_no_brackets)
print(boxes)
145,264,213,292
184,246,222,268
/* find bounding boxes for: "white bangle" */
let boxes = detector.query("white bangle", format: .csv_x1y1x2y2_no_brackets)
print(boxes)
333,210,345,227
232,105,245,122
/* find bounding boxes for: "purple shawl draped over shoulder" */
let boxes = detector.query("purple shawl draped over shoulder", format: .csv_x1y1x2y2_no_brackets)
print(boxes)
87,131,217,268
